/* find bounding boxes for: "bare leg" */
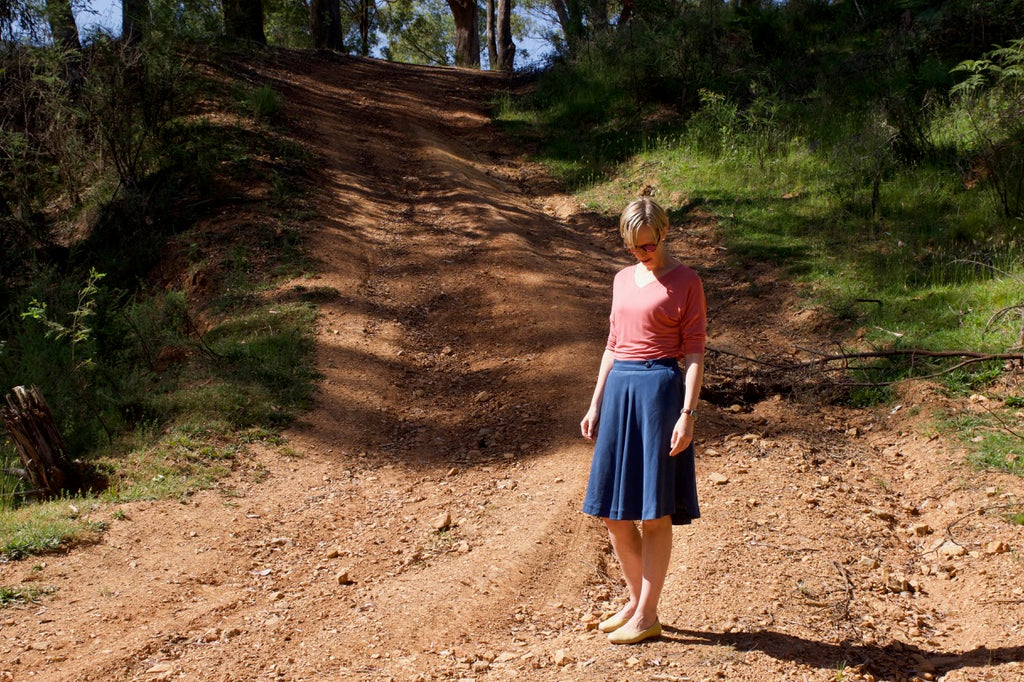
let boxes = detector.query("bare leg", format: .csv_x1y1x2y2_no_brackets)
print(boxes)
627,515,672,631
604,518,643,622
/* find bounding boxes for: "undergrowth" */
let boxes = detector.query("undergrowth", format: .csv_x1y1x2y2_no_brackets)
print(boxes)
495,11,1024,407
0,45,319,557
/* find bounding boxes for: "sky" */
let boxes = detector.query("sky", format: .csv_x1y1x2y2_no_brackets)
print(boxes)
74,0,552,66
76,0,120,36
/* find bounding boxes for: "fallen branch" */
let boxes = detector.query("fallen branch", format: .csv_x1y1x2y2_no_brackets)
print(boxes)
707,344,1022,389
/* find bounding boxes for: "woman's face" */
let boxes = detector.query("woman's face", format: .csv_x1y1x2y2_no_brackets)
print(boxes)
625,224,665,270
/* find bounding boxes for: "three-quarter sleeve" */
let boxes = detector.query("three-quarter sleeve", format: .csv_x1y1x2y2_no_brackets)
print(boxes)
679,276,707,356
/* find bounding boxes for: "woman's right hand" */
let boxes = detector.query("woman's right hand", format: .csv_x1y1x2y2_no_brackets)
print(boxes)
580,406,599,440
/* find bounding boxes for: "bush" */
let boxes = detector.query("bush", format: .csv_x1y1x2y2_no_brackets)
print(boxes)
952,37,1024,219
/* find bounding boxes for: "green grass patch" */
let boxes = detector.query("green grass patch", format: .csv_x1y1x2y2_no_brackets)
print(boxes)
0,500,106,560
502,76,1024,402
939,410,1024,477
0,50,322,559
0,584,56,607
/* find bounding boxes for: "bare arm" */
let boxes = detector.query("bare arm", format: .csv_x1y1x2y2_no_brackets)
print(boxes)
580,349,615,440
669,351,704,455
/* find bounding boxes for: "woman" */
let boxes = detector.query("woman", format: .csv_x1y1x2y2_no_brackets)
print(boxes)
580,197,706,645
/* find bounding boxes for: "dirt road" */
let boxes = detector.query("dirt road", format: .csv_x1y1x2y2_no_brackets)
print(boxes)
1,53,1022,682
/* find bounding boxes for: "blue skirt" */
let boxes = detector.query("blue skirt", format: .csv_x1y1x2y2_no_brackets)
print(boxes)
582,359,700,525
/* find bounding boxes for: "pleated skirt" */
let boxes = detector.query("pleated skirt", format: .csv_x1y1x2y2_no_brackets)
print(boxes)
582,358,700,525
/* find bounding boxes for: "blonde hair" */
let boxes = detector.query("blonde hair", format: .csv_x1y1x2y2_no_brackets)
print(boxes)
619,197,669,247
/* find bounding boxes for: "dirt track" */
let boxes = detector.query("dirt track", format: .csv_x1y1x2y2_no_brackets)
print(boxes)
1,53,1023,682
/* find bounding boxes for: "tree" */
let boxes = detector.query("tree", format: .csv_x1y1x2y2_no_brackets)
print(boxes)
122,0,149,43
310,0,344,49
45,0,80,52
446,0,479,67
486,0,497,67
548,0,608,49
378,0,453,64
224,0,267,44
496,0,514,71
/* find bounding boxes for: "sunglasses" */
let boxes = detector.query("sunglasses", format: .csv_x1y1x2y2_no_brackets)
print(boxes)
625,242,659,253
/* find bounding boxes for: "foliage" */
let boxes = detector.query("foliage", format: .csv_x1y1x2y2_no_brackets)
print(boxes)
952,38,1024,218
0,583,56,606
0,36,319,566
499,1,1024,404
81,35,191,193
265,0,314,48
0,498,105,560
240,84,284,121
378,0,455,65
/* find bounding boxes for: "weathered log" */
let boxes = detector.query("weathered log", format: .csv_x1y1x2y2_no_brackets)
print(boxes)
0,386,77,497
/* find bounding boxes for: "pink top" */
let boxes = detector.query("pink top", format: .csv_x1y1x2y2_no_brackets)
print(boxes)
605,264,707,360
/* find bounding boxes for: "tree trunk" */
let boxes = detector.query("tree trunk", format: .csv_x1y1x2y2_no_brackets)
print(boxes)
45,0,81,52
359,0,372,56
310,0,343,50
0,188,12,220
550,0,585,48
122,0,149,43
486,0,497,69
496,0,514,72
224,0,267,45
447,0,480,68
0,386,78,498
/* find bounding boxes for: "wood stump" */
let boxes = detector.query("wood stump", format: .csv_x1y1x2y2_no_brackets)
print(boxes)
0,386,76,497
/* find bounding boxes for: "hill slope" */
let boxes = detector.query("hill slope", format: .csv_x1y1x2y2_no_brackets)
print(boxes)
1,52,1022,682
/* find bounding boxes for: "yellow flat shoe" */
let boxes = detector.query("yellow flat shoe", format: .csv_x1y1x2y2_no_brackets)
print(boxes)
598,612,631,633
608,619,661,645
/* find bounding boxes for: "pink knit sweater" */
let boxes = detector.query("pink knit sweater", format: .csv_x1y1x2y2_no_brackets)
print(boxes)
605,264,706,360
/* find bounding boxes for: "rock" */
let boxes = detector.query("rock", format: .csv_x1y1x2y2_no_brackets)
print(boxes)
910,523,933,536
495,652,518,663
336,569,354,585
145,663,174,681
326,547,340,559
471,660,490,672
985,540,1010,555
845,427,860,437
221,627,242,641
199,628,221,643
434,512,452,531
869,507,895,523
937,540,967,558
269,537,291,547
708,472,729,485
858,556,880,570
553,649,573,666
474,391,492,403
728,404,743,413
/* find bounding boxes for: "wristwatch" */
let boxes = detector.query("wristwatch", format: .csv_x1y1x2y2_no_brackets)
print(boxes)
681,408,697,419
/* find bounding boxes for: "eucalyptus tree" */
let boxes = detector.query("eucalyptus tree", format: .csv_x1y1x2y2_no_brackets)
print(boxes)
447,0,479,67
310,0,344,49
224,0,267,44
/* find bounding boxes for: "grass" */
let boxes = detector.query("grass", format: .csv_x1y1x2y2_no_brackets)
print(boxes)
0,51,321,560
496,72,1024,399
0,584,57,607
938,409,1024,477
0,499,107,560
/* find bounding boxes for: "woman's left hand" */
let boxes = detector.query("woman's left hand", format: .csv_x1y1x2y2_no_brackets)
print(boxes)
669,413,694,456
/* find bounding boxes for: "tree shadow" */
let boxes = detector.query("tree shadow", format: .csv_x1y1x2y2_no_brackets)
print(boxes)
666,627,1024,678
